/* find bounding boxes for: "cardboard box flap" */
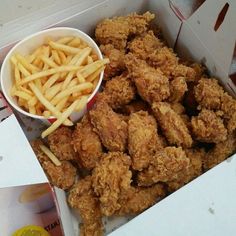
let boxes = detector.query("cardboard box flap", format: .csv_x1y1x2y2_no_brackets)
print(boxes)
183,0,235,78
0,115,48,188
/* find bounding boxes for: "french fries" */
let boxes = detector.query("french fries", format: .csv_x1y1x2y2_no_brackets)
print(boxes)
10,35,109,137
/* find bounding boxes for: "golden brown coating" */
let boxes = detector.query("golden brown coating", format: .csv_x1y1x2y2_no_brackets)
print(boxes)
68,176,103,236
92,152,132,216
194,78,224,110
171,64,197,82
167,147,205,192
116,184,166,216
128,111,163,170
42,161,76,190
169,77,188,103
191,109,227,143
48,126,76,161
152,102,193,148
72,116,103,170
100,44,125,79
119,99,150,115
95,12,155,50
137,147,190,186
127,30,163,60
102,73,136,109
125,54,170,104
203,133,236,170
31,140,76,190
89,101,128,152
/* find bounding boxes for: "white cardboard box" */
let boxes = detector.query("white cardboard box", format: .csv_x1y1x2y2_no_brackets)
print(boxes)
0,0,236,235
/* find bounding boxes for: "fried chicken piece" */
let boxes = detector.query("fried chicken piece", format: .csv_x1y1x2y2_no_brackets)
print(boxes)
191,109,227,143
102,73,136,109
48,126,76,161
42,161,76,190
170,102,185,115
189,62,206,82
167,148,205,192
89,101,128,152
194,78,224,110
152,102,193,148
203,133,236,170
125,54,170,104
92,152,132,216
119,99,150,115
31,139,77,190
68,176,103,236
128,111,164,170
168,77,188,102
72,116,103,170
116,184,166,216
148,47,196,80
100,44,125,79
127,30,163,60
137,147,190,186
95,12,155,50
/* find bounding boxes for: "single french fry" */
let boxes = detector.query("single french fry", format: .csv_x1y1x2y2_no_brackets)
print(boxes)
42,73,60,91
56,36,74,45
44,82,63,101
13,90,32,100
14,66,21,86
58,51,67,64
28,82,73,126
19,65,80,85
77,73,85,83
68,37,81,47
41,99,80,138
49,41,81,54
51,50,61,65
17,63,31,77
40,55,58,68
55,96,69,111
19,86,33,96
86,66,104,82
39,144,61,166
51,82,93,105
75,96,88,111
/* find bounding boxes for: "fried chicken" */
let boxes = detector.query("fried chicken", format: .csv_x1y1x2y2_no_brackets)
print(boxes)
48,126,76,161
127,30,163,60
89,101,128,152
101,72,136,109
194,78,224,110
137,147,190,186
92,152,132,216
125,53,170,104
72,116,103,170
68,176,103,236
31,139,77,190
191,109,227,143
203,133,236,170
167,147,204,192
116,184,166,216
152,102,193,147
118,99,150,115
168,77,188,102
95,12,155,50
100,44,125,79
128,111,164,170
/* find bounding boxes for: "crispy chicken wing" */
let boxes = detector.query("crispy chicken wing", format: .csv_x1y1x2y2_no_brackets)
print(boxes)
116,184,166,216
191,109,227,143
128,111,164,170
137,147,190,186
95,12,155,50
48,126,76,161
72,116,103,170
31,139,76,190
118,99,150,115
102,72,136,109
194,78,224,110
152,102,193,147
203,133,236,170
92,152,132,216
68,176,103,236
125,53,170,104
89,101,128,152
100,44,125,79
